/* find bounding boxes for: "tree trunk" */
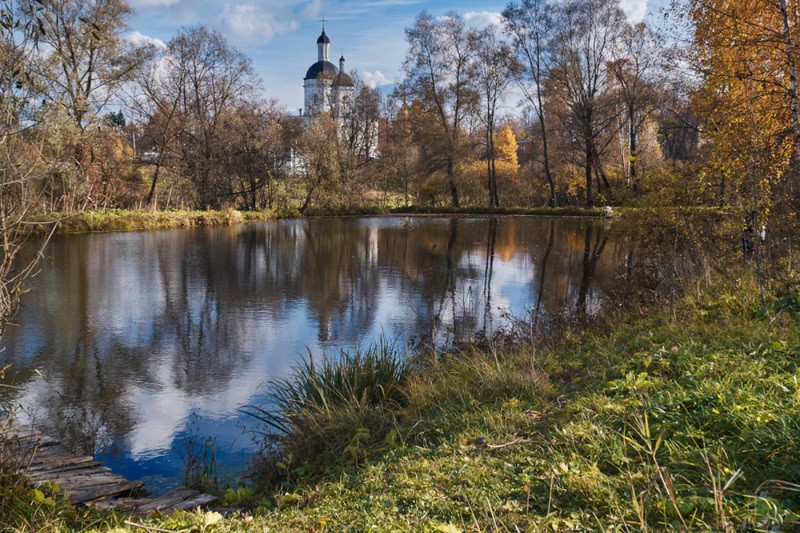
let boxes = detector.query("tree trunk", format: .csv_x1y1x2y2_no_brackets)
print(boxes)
629,101,638,193
584,140,594,208
486,126,493,206
447,158,459,208
537,86,556,207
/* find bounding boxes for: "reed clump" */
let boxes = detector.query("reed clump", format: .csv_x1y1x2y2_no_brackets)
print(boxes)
242,340,410,489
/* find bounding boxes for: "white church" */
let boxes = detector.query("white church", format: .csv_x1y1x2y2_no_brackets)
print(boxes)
302,27,355,120
281,25,378,173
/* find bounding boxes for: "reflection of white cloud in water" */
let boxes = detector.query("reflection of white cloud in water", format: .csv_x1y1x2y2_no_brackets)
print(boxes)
125,305,312,459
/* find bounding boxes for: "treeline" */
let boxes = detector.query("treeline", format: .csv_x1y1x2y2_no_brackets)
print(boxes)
1,0,799,218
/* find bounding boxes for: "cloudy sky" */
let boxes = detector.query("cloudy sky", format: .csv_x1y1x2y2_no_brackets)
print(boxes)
128,0,662,112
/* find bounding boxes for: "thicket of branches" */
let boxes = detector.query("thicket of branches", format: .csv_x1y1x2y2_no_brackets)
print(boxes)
3,0,798,217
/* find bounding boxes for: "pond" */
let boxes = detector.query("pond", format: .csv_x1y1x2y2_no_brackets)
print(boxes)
1,216,629,491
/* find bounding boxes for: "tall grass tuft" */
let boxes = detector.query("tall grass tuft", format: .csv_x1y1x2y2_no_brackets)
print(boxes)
241,339,409,490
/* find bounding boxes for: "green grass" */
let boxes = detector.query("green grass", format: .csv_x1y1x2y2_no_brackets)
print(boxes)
23,205,605,238
241,341,410,490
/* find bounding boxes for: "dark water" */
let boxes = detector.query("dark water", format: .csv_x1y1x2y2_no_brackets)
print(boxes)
1,216,627,491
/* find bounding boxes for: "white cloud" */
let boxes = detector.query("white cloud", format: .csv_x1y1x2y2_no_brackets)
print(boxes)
619,0,648,23
126,31,167,49
463,11,504,29
129,0,181,7
361,70,391,88
300,0,323,17
219,3,299,44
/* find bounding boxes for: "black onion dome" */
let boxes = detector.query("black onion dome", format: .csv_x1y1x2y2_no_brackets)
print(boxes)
305,60,339,80
317,30,330,44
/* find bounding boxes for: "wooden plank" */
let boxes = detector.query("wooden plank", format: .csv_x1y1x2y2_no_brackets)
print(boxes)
66,480,144,504
1,427,59,447
27,446,78,462
168,493,218,512
38,471,127,489
30,465,113,480
28,457,98,473
5,422,214,513
134,489,198,513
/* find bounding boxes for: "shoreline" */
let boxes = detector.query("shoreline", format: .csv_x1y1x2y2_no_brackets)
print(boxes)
26,206,614,238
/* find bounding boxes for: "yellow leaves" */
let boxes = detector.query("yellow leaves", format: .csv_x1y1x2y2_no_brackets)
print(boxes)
496,124,518,166
691,0,798,213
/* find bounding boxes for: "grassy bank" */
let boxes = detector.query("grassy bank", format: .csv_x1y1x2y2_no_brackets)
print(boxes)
390,205,607,217
29,208,279,236
4,275,799,531
23,205,609,237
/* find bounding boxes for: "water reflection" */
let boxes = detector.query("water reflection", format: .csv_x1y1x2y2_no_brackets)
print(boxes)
1,216,626,489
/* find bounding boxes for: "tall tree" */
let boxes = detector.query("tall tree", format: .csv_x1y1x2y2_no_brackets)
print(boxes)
608,21,661,191
28,0,150,210
297,114,341,214
0,0,58,338
401,11,477,207
686,0,800,207
219,101,285,210
503,0,558,206
130,48,187,207
33,0,148,131
167,26,261,209
549,0,627,207
471,24,517,207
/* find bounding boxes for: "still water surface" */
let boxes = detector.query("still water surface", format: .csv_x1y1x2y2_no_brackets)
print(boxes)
2,216,623,491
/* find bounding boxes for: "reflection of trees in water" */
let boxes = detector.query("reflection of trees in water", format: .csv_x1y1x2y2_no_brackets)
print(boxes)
577,224,609,318
3,217,650,455
373,218,622,345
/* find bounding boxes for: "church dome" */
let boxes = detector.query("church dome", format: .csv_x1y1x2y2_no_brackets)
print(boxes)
317,30,330,44
305,60,339,80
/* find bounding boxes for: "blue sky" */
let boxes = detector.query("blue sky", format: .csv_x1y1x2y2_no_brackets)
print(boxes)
127,0,661,111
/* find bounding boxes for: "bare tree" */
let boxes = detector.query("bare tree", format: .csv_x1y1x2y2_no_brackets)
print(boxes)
609,22,661,191
298,114,341,214
129,49,187,207
470,25,518,207
220,100,285,210
401,11,477,207
340,74,381,163
548,0,627,208
380,97,419,207
503,0,558,206
32,0,148,131
165,26,261,209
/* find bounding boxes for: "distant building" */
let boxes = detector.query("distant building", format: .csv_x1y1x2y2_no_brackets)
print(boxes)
302,27,355,120
282,25,378,170
517,139,533,165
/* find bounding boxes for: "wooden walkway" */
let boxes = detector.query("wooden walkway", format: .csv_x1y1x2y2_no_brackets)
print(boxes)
3,421,217,513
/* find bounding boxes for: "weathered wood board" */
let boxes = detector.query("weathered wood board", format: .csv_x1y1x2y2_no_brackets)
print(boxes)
2,421,217,512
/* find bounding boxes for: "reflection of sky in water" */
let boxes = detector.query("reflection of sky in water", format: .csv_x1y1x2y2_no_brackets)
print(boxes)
1,217,619,492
